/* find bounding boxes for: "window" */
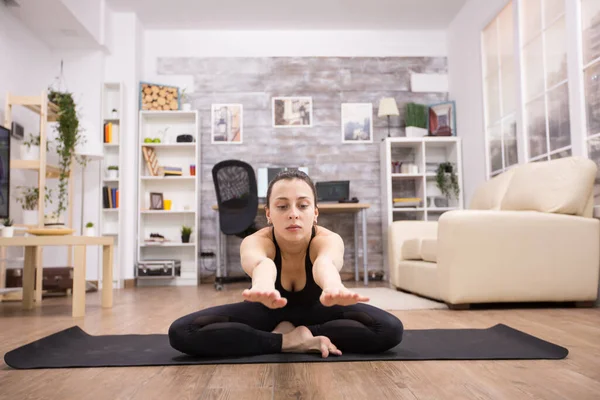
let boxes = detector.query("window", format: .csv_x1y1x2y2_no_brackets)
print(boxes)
582,0,600,204
519,0,571,162
482,2,518,177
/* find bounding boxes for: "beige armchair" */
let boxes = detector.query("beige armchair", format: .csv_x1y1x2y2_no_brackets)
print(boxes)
388,156,600,308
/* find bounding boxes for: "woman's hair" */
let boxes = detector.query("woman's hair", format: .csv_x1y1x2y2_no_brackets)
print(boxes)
265,169,317,208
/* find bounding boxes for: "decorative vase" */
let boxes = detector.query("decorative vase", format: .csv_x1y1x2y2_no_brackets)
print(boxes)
181,234,190,243
405,126,428,138
84,227,95,237
22,210,38,226
106,169,118,180
20,144,39,160
111,110,118,119
2,227,14,238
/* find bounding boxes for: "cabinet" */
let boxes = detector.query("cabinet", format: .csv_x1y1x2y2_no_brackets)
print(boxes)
380,137,463,273
136,111,199,286
99,82,124,288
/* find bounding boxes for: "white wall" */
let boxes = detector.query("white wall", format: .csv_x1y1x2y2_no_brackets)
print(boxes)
60,0,107,46
447,0,511,205
0,3,58,268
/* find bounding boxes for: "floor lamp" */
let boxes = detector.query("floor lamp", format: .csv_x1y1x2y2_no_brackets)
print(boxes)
74,120,104,235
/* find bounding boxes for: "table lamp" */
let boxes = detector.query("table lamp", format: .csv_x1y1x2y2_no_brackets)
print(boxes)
378,98,399,137
74,119,104,235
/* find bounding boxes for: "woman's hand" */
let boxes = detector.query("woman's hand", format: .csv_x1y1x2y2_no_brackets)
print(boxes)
242,286,288,309
320,285,369,307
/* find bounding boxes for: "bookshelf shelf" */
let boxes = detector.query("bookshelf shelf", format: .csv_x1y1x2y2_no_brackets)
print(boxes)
137,110,199,286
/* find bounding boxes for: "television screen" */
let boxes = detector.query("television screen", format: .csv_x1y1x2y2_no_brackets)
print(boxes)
0,125,10,219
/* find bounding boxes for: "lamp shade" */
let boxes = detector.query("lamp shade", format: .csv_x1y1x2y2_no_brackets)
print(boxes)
378,98,399,117
75,119,104,160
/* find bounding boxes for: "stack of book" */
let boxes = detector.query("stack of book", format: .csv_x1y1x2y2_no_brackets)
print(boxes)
393,197,421,208
159,166,183,177
103,186,119,208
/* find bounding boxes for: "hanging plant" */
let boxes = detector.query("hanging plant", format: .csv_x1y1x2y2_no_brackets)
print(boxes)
48,90,83,221
435,162,460,200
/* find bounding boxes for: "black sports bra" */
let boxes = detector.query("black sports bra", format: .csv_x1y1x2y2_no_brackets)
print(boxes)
273,226,322,307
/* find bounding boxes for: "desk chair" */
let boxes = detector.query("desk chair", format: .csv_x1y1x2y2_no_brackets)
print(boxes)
212,159,257,290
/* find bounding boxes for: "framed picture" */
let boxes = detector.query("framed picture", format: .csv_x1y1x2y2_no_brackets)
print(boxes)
272,97,312,128
139,82,179,111
427,101,456,136
211,104,243,144
149,192,164,210
341,103,373,143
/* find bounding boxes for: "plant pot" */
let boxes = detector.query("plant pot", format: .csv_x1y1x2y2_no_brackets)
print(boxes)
44,213,64,226
2,227,14,238
22,210,38,226
84,227,95,237
20,144,40,160
405,126,428,138
182,103,192,111
106,170,118,180
181,234,191,243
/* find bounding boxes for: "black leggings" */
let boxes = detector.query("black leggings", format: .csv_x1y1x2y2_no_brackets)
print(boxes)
168,301,404,357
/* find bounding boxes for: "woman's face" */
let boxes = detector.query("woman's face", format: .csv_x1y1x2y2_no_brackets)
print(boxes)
266,179,318,239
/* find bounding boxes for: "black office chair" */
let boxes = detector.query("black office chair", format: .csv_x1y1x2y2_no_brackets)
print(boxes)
211,160,258,289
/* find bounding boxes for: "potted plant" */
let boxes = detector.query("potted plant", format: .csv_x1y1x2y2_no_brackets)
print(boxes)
49,89,82,226
84,222,95,237
181,225,192,243
180,89,191,111
107,165,119,179
20,133,50,161
404,103,428,138
15,186,53,226
2,218,14,238
435,162,460,200
111,108,118,119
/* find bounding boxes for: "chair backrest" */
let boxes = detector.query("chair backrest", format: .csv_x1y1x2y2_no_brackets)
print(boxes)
470,156,597,217
212,160,259,235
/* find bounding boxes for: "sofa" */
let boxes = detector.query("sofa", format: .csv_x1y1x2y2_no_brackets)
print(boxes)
388,156,600,308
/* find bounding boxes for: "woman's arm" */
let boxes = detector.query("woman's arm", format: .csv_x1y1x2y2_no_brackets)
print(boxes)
240,230,287,308
310,231,370,306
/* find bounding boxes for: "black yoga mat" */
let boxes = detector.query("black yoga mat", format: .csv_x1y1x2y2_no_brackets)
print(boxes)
4,324,568,369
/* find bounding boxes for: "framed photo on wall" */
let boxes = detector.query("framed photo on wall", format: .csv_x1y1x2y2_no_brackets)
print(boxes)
427,101,456,136
341,103,373,143
211,104,243,144
272,97,312,128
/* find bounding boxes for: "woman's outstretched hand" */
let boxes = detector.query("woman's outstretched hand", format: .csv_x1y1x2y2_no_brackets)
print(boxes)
320,285,369,307
242,286,288,309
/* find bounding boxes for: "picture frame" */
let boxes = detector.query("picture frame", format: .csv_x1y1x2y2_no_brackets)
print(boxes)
272,97,312,128
427,101,456,136
341,103,373,143
139,82,180,111
211,104,243,144
149,192,164,210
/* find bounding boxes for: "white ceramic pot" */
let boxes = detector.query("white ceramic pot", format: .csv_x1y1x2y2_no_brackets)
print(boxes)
20,144,40,160
84,227,95,237
2,227,14,238
22,210,38,226
405,126,428,138
182,103,192,111
106,169,118,180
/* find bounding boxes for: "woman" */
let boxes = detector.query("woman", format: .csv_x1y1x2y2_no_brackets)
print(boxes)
169,170,404,358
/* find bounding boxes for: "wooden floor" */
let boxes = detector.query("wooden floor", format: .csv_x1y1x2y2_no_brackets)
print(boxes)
1,281,600,400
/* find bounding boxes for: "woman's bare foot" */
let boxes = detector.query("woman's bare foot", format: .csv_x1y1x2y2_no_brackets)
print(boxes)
281,326,342,358
272,321,296,334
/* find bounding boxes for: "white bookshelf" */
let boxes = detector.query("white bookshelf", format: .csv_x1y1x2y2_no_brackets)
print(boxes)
99,82,124,288
136,110,199,286
380,137,464,273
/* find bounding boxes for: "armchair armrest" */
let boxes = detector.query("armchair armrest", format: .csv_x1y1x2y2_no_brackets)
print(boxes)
388,221,437,282
437,210,600,304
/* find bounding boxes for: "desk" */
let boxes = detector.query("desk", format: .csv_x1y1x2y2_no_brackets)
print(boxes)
0,235,114,317
212,203,370,285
